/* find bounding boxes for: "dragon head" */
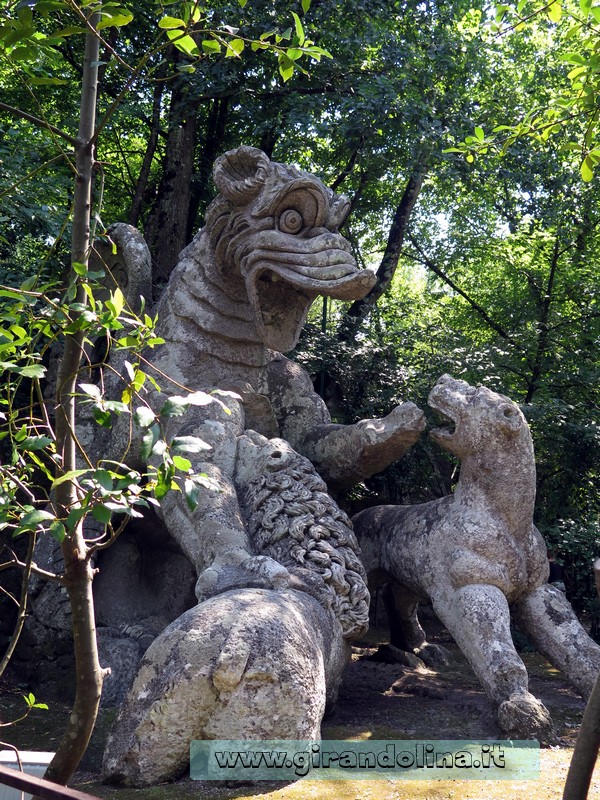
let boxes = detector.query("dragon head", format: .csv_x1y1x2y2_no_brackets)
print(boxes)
204,146,376,352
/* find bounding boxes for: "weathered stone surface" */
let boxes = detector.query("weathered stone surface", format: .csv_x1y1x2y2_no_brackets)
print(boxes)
101,588,348,787
99,148,427,783
353,374,600,740
127,146,424,614
90,222,153,310
235,430,370,639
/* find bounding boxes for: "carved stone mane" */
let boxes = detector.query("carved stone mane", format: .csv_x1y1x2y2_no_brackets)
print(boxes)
237,444,370,639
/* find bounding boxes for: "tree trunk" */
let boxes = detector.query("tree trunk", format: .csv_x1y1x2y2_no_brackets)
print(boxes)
186,96,230,239
562,559,600,800
144,67,199,285
128,65,167,229
339,162,427,340
524,234,561,403
45,5,107,785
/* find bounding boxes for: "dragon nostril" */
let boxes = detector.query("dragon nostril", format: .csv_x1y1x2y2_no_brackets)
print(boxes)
271,451,283,459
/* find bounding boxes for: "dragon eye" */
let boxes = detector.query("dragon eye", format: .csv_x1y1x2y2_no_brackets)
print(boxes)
279,208,303,234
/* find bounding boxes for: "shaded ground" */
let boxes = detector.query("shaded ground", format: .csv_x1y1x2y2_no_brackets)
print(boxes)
1,617,597,800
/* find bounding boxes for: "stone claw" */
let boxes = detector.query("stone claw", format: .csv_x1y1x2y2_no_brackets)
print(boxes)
414,642,453,668
353,402,426,476
195,555,292,602
497,692,556,743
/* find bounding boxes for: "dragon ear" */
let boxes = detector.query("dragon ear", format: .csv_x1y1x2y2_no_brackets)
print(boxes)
496,402,524,432
213,146,270,205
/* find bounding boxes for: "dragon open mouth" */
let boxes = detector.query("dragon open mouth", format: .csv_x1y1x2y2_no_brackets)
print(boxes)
241,238,376,351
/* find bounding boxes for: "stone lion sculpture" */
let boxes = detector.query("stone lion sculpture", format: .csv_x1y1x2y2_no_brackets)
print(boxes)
100,147,426,785
352,374,600,740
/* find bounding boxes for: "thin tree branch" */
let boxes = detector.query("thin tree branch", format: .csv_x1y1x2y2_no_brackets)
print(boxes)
0,532,36,678
407,236,526,352
0,102,78,147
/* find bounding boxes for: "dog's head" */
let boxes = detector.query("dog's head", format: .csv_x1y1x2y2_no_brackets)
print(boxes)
428,374,529,458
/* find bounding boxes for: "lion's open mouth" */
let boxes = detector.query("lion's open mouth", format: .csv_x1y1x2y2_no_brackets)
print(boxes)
427,389,458,446
428,409,457,444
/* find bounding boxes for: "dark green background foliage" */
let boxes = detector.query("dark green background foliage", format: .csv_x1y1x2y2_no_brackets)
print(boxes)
1,0,599,613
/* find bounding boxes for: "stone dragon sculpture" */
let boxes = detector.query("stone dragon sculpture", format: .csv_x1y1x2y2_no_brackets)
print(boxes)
101,147,426,784
353,374,600,740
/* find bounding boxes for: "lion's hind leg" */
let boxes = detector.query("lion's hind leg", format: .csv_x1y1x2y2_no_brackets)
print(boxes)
514,583,600,699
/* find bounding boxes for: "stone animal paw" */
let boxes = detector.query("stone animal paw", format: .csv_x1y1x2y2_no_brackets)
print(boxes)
413,642,453,667
358,403,426,445
368,644,426,669
195,555,291,601
497,693,556,743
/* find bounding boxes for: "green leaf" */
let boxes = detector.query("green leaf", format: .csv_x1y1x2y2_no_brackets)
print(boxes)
474,126,485,141
133,370,146,391
154,463,175,500
92,504,112,524
92,407,112,427
202,39,221,54
104,400,130,415
29,76,70,86
79,382,102,400
167,30,199,56
279,55,295,82
65,505,87,533
134,406,156,428
72,261,87,276
172,454,192,471
97,11,133,30
238,0,248,6
51,469,90,489
94,469,113,491
115,335,139,348
151,438,167,456
581,156,594,181
19,435,53,451
158,15,185,28
559,52,586,64
301,0,311,12
160,396,189,417
291,11,305,46
580,0,592,15
184,477,200,511
171,435,211,454
20,364,46,379
53,25,87,36
225,38,245,57
20,508,55,530
547,1,562,22
141,424,161,461
48,520,66,543
106,287,125,318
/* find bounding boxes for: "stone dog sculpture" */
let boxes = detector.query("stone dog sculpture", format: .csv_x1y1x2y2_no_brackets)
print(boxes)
352,374,600,741
101,147,426,785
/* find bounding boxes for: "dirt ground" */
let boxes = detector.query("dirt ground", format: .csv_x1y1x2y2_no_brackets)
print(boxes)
2,617,599,800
